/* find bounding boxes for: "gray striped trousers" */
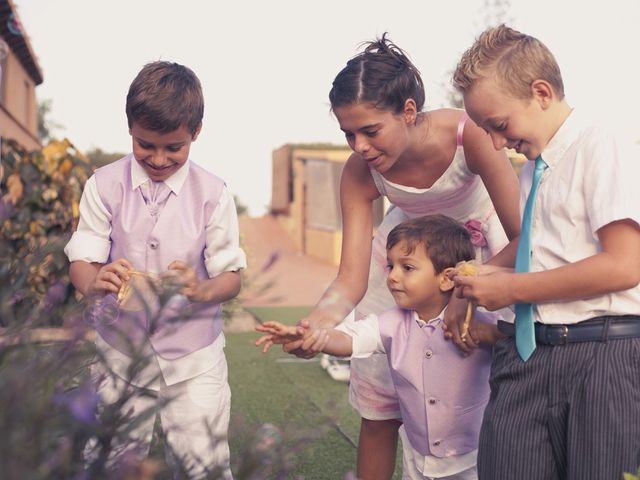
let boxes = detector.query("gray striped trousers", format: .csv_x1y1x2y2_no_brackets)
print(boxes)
478,336,640,480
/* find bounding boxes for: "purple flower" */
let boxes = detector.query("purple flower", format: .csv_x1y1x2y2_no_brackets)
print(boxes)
53,381,99,425
260,250,281,273
42,281,67,311
464,219,488,248
0,197,13,222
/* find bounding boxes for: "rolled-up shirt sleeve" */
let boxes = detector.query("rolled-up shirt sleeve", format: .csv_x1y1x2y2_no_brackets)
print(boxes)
335,313,385,358
204,186,247,278
64,176,112,263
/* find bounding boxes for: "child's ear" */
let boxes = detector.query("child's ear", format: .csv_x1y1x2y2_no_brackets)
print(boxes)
531,79,554,109
191,122,203,141
403,99,418,125
439,267,456,292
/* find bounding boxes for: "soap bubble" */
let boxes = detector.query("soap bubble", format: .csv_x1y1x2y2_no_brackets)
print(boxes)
82,294,119,327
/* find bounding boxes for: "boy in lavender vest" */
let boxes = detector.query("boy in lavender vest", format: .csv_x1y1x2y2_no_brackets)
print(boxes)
256,215,506,480
65,61,246,478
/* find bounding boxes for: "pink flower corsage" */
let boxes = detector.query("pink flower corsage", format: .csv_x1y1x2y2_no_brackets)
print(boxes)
464,219,487,247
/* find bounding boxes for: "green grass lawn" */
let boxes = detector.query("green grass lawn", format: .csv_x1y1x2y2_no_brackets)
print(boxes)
148,306,401,478
226,306,402,479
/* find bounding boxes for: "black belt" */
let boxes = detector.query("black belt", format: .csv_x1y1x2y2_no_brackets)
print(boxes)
497,315,640,346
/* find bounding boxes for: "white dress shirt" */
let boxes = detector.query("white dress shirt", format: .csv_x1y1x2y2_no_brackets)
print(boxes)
522,109,640,325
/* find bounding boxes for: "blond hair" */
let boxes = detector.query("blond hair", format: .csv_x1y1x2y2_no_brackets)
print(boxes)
452,24,564,100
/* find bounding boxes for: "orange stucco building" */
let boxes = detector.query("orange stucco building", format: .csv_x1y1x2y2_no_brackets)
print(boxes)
0,0,42,151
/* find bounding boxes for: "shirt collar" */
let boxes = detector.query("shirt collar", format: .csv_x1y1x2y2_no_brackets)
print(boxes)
413,307,446,328
540,108,580,169
129,153,190,194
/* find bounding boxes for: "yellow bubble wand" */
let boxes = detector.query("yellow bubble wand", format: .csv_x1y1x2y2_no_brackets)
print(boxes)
456,261,479,341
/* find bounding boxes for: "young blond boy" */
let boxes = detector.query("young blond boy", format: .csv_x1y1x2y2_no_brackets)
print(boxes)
257,215,505,480
451,25,640,479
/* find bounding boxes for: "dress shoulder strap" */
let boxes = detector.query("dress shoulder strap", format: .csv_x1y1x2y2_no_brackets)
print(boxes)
368,165,388,196
456,111,469,147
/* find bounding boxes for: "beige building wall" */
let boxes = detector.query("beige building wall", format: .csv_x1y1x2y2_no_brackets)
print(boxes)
272,143,525,266
305,228,339,265
271,145,353,265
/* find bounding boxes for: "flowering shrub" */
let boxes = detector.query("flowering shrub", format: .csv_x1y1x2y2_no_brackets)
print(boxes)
0,269,314,479
1,138,92,327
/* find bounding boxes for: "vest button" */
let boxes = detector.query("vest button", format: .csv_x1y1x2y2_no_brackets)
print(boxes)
428,398,436,405
149,240,159,249
433,440,441,447
425,350,433,358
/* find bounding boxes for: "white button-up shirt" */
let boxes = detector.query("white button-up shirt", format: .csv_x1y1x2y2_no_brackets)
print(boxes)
523,109,640,325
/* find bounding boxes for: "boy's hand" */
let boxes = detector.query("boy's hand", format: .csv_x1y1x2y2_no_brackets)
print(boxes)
283,311,338,359
87,258,132,296
448,262,513,279
442,294,479,355
297,323,332,354
453,271,515,311
166,261,200,301
255,321,307,353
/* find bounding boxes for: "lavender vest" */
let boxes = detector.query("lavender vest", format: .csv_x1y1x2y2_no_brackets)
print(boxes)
378,308,492,457
94,155,225,359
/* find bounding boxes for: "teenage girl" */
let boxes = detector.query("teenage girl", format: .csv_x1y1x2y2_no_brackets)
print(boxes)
285,34,520,479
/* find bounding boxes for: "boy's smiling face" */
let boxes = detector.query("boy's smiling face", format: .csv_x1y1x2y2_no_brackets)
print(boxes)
130,123,200,182
463,77,552,161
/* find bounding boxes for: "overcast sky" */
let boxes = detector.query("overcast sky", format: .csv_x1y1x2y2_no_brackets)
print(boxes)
14,0,640,215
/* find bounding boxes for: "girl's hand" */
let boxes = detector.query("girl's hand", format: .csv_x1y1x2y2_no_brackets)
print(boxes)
86,258,132,296
166,261,200,301
255,321,308,353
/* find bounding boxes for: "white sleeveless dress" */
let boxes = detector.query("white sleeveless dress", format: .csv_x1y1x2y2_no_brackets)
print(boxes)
347,114,509,420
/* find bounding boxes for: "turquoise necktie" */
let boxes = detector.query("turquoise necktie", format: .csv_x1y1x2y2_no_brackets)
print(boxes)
514,155,547,361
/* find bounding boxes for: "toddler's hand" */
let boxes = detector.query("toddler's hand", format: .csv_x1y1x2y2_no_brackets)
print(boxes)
283,312,338,359
255,321,307,353
87,258,132,296
297,324,332,354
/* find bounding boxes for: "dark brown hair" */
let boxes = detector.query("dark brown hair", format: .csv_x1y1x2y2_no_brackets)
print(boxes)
386,214,475,273
453,24,564,100
126,61,204,135
329,33,425,114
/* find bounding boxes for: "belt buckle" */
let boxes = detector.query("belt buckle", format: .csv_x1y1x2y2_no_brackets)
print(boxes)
543,324,570,345
557,325,569,345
